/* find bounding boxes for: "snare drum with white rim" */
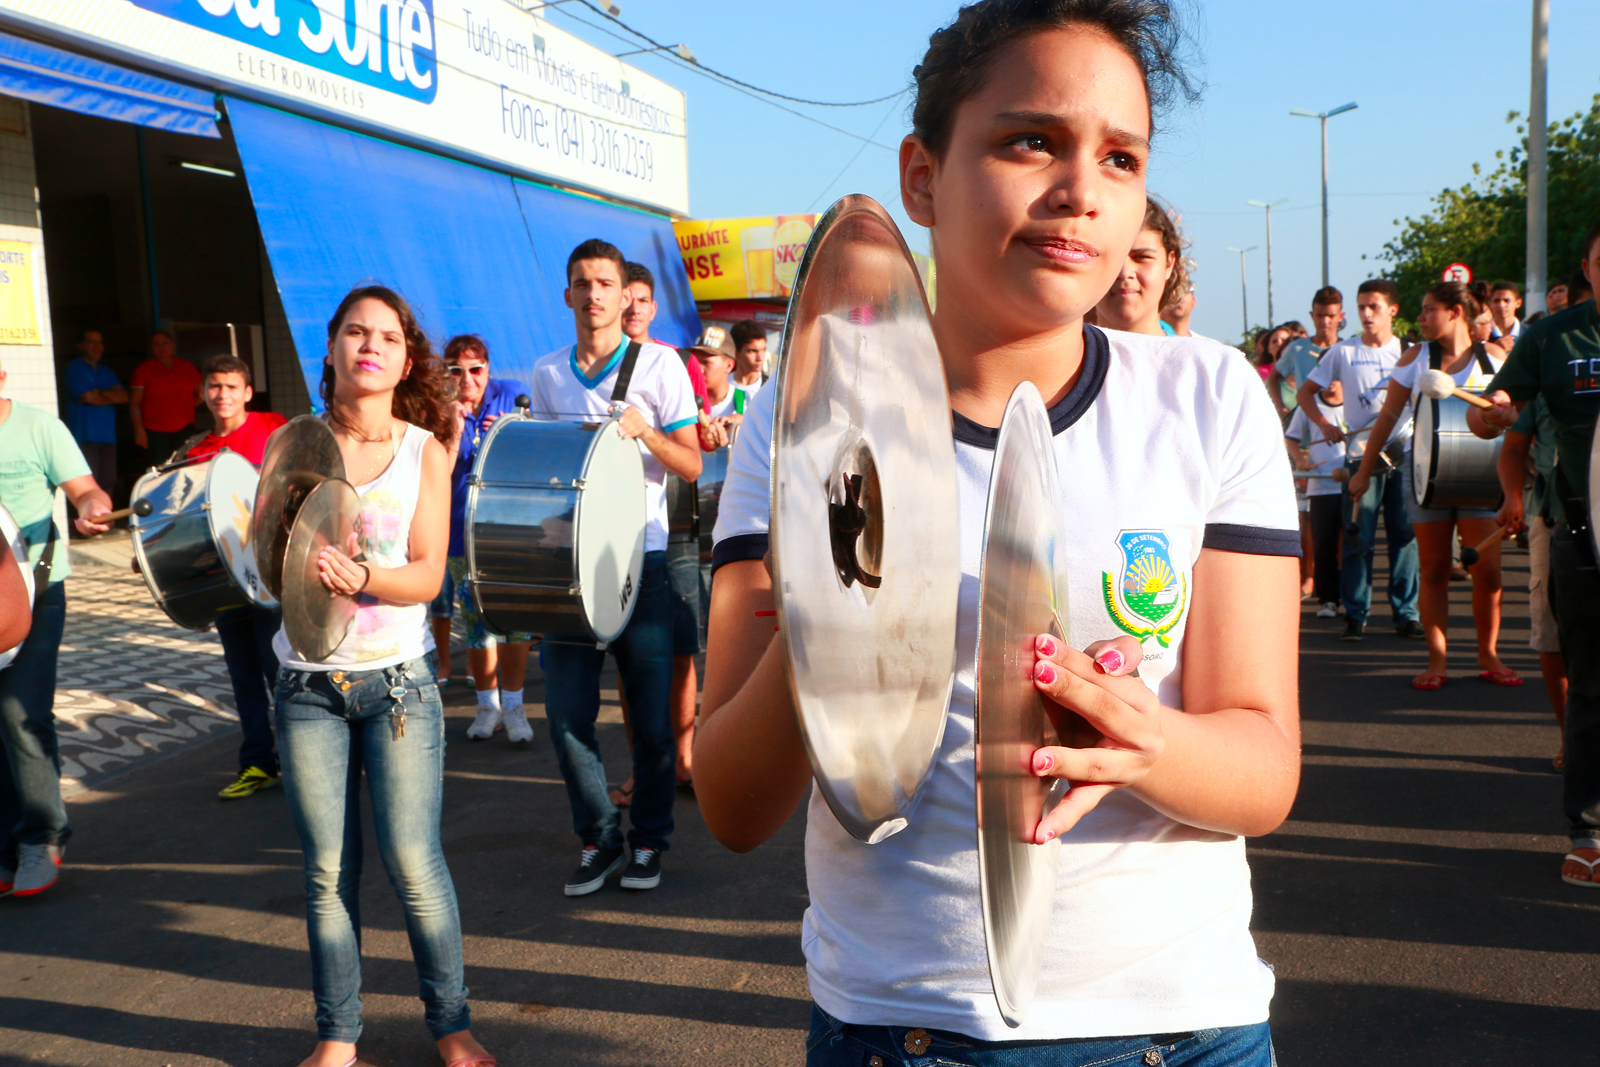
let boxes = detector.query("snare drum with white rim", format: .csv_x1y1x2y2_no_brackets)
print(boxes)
466,414,647,643
1411,394,1504,510
131,450,276,630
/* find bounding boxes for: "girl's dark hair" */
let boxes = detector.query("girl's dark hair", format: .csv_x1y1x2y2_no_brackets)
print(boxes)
1425,280,1481,322
911,0,1198,156
1141,196,1188,310
322,285,456,445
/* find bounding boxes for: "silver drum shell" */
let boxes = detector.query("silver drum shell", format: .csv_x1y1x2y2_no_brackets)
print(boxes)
466,416,647,643
1412,395,1504,510
129,455,261,630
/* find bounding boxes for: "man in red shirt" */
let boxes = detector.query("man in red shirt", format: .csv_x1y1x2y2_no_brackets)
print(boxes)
130,331,203,466
185,354,287,800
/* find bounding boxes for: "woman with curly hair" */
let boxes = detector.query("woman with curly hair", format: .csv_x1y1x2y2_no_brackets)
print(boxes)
271,285,495,1067
1094,195,1187,335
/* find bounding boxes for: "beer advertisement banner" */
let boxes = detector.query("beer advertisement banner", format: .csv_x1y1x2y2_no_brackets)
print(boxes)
674,214,817,303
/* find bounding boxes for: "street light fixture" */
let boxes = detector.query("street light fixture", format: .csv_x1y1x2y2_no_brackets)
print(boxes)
614,42,698,64
1290,102,1357,288
534,0,622,16
1246,198,1288,326
1227,246,1258,342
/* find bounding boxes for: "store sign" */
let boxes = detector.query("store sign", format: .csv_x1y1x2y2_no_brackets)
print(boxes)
131,0,438,102
674,214,816,302
0,239,40,345
0,0,689,215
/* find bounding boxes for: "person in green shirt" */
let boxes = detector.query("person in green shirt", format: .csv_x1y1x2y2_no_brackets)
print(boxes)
1471,216,1600,890
0,361,113,899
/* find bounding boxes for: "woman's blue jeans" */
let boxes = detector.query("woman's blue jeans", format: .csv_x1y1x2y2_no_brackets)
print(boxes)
806,1005,1275,1067
274,655,470,1043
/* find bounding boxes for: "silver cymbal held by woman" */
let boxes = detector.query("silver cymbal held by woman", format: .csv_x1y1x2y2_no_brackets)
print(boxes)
769,194,963,844
973,381,1069,1028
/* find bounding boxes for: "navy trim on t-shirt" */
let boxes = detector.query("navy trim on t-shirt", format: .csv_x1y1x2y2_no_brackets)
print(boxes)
1203,523,1302,557
711,532,769,574
951,323,1111,450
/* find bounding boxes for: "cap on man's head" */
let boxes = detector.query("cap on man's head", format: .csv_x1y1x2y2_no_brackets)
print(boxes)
687,325,736,360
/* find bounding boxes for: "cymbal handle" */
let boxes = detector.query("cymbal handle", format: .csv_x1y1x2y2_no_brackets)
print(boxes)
1453,388,1494,410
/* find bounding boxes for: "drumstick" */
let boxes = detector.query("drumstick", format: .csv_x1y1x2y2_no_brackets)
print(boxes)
101,499,154,522
1418,368,1494,410
1459,525,1506,567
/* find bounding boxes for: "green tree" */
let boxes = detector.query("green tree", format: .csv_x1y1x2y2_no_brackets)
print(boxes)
1374,87,1600,314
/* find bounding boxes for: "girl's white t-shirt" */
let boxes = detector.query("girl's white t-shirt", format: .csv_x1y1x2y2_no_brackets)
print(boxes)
274,422,435,672
712,325,1299,1042
1387,343,1505,400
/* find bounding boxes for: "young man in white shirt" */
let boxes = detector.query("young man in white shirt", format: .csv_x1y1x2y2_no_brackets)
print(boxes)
1298,279,1422,641
1268,286,1343,420
728,319,767,412
528,239,702,896
1489,280,1524,345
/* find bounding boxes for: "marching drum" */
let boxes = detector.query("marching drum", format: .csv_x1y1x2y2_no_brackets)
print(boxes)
130,450,276,631
1412,394,1503,509
466,407,647,644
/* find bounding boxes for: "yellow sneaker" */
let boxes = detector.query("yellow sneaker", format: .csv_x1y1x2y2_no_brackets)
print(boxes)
218,766,280,800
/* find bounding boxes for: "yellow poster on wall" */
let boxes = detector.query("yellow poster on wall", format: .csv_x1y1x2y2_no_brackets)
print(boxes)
0,240,39,345
674,215,817,302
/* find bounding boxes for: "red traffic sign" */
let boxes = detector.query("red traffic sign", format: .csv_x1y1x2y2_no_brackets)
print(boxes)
1442,262,1473,283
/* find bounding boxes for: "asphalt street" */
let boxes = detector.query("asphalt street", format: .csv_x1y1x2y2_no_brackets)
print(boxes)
0,541,1592,1065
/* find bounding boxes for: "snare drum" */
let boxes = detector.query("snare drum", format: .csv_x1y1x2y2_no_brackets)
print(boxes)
1412,395,1504,510
466,415,647,643
130,450,276,630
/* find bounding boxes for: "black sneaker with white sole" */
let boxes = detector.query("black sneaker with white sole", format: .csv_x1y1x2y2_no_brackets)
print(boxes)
619,846,662,890
565,844,625,897
1341,618,1365,642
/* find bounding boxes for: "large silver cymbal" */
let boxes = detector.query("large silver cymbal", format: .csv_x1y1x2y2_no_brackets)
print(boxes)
281,477,364,663
770,194,962,844
974,381,1068,1028
252,415,345,599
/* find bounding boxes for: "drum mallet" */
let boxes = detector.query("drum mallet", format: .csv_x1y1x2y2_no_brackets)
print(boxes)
1459,525,1506,567
1418,368,1494,409
100,498,153,522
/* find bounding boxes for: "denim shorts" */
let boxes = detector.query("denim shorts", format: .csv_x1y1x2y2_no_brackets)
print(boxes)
805,1005,1275,1067
1402,449,1498,525
667,541,701,657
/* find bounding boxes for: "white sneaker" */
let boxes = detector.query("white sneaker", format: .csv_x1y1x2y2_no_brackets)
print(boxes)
504,705,534,744
466,705,503,740
1316,602,1339,618
13,843,64,897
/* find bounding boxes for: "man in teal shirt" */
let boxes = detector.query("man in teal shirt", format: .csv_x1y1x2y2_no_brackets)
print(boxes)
1472,217,1600,890
0,361,112,898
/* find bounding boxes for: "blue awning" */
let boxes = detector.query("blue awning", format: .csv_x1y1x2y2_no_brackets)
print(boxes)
224,97,700,405
0,30,218,137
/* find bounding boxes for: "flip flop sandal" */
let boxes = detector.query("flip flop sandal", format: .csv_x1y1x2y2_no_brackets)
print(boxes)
1478,669,1525,687
1412,674,1447,691
445,1059,497,1067
1561,851,1600,888
608,783,633,807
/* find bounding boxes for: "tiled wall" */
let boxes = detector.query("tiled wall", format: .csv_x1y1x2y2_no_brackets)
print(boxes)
0,99,56,414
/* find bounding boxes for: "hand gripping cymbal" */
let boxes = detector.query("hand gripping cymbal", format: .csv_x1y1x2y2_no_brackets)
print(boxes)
770,195,962,844
281,477,365,663
252,415,346,600
973,382,1069,1028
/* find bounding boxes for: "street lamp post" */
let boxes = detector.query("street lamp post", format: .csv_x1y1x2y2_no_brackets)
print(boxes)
1290,102,1357,288
1247,198,1288,326
615,42,698,64
1527,0,1549,313
1227,246,1258,342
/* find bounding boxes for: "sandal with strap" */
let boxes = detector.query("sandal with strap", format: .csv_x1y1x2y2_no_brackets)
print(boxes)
445,1060,497,1067
1478,669,1525,687
1561,849,1600,888
1412,673,1447,691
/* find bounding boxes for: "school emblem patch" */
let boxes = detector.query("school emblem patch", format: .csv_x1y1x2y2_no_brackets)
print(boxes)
1102,530,1188,647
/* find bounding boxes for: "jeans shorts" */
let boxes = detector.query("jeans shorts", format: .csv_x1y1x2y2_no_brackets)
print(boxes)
429,563,455,620
667,540,701,657
805,1005,1275,1067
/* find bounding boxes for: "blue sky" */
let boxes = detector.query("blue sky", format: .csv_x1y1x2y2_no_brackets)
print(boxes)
542,0,1600,343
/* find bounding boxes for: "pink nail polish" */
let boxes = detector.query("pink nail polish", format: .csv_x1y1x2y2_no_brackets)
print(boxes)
1097,649,1125,673
1044,830,1055,841
1035,663,1056,685
1033,750,1052,773
1036,634,1057,656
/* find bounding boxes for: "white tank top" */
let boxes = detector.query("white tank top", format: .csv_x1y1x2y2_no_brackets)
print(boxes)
273,421,437,672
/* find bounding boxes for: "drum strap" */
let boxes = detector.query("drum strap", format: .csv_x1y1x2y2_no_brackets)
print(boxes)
1427,340,1494,377
610,341,644,403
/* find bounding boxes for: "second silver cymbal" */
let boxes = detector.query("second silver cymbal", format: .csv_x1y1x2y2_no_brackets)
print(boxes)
281,477,364,663
974,381,1068,1028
